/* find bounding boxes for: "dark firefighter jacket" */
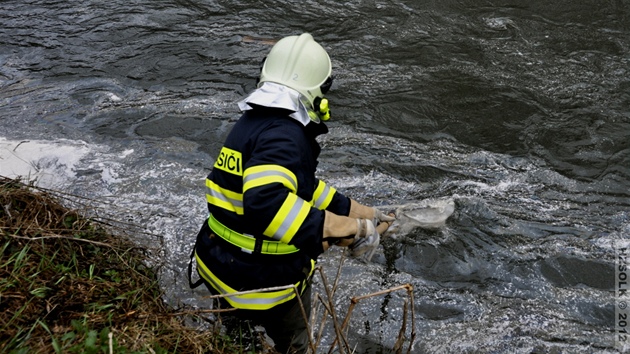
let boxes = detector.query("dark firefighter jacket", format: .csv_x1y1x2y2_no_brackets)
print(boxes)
194,106,351,310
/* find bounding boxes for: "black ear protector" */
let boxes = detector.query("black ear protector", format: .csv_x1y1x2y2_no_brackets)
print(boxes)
320,75,334,94
255,56,333,120
314,76,333,121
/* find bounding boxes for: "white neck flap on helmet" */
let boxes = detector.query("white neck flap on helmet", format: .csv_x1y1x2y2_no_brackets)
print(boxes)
238,82,321,125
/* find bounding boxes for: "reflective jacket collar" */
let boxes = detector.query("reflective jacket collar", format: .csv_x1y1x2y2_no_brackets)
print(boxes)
238,82,319,126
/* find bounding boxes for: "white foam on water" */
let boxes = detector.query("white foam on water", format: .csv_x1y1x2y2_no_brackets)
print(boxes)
1,132,618,353
0,137,91,188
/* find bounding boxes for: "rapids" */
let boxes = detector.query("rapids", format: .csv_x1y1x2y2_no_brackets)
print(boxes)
1,0,628,352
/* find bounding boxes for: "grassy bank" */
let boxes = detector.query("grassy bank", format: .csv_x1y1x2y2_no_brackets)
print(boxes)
0,177,244,353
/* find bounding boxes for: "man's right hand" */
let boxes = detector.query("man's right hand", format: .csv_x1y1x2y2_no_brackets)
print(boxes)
347,212,395,258
322,211,374,251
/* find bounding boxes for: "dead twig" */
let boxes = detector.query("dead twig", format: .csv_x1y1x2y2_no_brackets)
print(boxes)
2,231,114,248
339,283,416,354
318,267,350,354
312,251,348,353
393,298,408,353
293,285,317,354
169,308,237,316
201,283,318,353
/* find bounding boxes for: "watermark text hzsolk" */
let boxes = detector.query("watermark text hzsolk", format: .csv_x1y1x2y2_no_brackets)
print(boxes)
616,240,630,352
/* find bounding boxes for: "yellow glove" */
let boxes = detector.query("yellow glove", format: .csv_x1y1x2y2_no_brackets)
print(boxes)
348,212,395,260
322,211,374,251
349,199,396,224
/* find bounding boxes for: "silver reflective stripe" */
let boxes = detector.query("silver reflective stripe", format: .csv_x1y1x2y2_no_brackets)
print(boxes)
207,185,243,208
272,198,304,241
244,169,297,192
196,262,294,305
196,261,230,295
235,290,294,306
313,184,332,209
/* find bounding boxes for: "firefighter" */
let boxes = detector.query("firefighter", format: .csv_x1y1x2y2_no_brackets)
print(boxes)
191,33,395,354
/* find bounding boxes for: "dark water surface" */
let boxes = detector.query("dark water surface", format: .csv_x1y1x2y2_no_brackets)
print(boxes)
1,0,629,352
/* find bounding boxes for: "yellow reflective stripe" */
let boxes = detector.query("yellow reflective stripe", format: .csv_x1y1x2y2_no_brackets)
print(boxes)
195,252,297,310
264,193,310,243
206,179,244,215
208,214,299,254
304,259,316,292
311,180,336,210
243,165,298,194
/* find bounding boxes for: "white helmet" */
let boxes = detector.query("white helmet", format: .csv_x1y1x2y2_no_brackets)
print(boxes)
258,33,333,109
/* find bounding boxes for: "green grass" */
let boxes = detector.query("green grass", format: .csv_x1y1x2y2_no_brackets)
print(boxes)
0,177,250,354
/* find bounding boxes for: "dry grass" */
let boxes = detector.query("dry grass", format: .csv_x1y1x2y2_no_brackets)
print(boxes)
0,176,241,354
0,176,417,354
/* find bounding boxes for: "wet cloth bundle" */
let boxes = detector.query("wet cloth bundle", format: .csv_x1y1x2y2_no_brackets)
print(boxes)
346,198,455,262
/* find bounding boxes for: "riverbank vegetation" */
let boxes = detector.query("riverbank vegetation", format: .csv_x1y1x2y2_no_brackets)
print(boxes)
0,176,416,353
0,177,247,353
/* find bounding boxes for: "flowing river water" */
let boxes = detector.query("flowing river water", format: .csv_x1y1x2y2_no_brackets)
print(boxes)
1,0,629,352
